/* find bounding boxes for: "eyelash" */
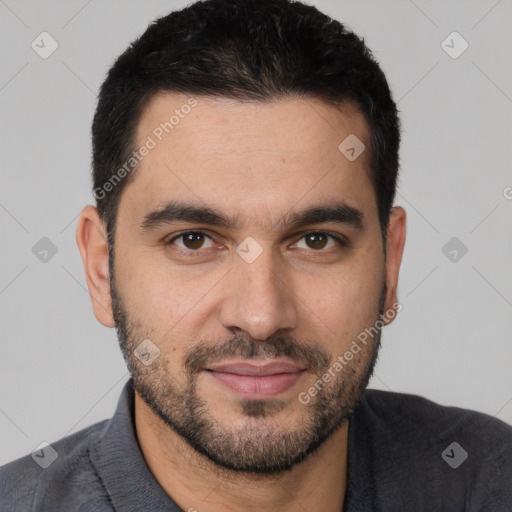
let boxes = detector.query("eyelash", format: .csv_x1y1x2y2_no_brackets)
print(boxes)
166,230,349,256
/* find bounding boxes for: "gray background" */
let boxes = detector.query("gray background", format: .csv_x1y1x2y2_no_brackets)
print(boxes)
1,0,511,466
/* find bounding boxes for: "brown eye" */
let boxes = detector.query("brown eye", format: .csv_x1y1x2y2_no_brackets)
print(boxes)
182,232,205,249
305,233,328,249
294,231,343,251
168,231,215,252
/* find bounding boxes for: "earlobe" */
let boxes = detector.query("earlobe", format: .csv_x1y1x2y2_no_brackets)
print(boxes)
76,205,115,328
382,206,406,325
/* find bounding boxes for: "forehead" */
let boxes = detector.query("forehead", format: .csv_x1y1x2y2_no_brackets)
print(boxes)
119,92,377,233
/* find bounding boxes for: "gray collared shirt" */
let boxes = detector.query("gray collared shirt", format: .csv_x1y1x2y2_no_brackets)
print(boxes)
1,378,511,511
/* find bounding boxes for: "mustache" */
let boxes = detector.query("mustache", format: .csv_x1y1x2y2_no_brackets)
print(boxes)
185,334,331,376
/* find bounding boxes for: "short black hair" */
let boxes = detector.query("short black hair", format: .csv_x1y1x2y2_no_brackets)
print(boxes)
92,0,400,250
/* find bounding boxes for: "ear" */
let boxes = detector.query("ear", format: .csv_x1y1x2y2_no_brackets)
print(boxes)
76,205,115,327
382,206,406,325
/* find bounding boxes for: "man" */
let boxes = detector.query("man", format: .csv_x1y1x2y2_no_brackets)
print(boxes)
1,0,511,510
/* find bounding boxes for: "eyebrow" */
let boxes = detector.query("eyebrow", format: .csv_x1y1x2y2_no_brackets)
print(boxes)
140,199,366,234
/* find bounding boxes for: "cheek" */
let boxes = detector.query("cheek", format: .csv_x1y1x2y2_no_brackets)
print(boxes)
299,257,384,347
114,251,224,343
115,229,384,351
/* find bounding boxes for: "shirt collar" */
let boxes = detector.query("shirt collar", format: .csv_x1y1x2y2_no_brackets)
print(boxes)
90,377,374,511
89,378,181,511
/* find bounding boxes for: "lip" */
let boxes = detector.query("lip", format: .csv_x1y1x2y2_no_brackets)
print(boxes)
205,360,307,398
207,361,306,376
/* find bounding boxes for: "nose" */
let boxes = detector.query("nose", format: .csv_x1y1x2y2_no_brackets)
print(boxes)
218,243,299,341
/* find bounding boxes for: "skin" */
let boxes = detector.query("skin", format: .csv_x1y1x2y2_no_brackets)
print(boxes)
76,92,406,512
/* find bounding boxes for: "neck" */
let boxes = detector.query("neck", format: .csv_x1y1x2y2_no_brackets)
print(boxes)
134,392,349,512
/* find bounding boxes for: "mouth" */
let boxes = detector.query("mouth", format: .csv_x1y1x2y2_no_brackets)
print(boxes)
205,360,307,398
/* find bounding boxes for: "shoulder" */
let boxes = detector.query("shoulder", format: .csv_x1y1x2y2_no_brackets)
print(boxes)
0,419,111,512
361,388,512,443
356,389,512,509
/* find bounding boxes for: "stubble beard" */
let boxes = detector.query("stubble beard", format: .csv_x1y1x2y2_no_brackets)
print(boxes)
109,252,385,476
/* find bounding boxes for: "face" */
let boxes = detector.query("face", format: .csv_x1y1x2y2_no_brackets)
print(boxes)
100,93,399,474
